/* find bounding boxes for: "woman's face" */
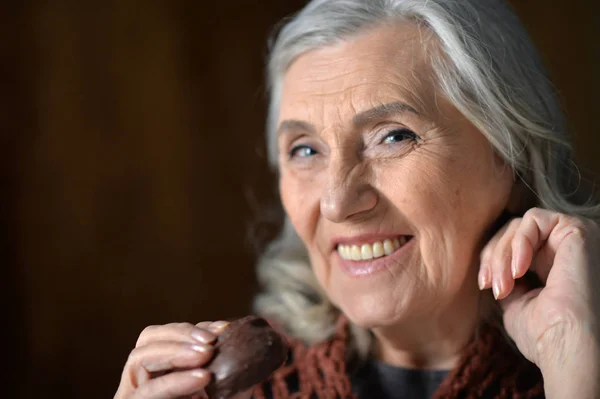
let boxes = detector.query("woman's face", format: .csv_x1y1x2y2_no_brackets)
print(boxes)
277,23,513,328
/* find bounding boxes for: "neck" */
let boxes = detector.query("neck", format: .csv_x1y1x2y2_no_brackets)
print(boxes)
370,279,484,370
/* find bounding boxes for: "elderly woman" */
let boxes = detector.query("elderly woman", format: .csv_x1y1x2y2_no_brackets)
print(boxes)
114,0,600,398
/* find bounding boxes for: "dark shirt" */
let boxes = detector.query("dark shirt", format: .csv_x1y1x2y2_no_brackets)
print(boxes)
258,351,542,398
351,359,449,399
259,359,450,399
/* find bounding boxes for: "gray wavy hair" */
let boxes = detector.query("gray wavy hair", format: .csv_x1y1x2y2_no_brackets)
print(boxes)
253,0,599,352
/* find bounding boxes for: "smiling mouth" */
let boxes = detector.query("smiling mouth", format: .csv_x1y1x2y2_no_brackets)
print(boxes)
336,236,413,261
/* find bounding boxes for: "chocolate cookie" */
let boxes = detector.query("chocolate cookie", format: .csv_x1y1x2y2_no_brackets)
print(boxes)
205,316,289,398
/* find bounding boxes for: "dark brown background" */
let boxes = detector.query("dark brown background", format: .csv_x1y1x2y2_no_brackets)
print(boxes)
2,1,598,398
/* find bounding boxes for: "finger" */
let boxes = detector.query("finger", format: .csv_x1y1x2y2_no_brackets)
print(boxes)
490,219,521,299
513,207,586,285
131,368,212,399
479,221,513,290
510,209,549,282
499,280,542,363
510,223,536,280
204,320,231,334
127,341,215,386
550,224,595,299
510,208,588,285
136,323,217,348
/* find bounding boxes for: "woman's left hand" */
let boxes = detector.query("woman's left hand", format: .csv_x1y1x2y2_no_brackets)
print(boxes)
479,207,599,396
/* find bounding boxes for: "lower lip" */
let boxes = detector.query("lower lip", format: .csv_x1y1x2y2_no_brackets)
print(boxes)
335,238,415,278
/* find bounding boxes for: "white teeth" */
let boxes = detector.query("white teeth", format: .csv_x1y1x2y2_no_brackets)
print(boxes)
372,242,384,258
337,237,410,261
339,245,348,259
350,246,362,261
383,239,394,255
360,244,373,260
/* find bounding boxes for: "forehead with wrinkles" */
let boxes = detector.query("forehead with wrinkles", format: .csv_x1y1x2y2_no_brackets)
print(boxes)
279,22,441,127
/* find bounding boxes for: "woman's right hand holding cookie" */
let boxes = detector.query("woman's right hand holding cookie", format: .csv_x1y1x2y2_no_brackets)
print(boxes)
114,321,229,399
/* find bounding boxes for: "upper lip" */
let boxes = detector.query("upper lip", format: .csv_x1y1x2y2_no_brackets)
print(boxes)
330,233,411,251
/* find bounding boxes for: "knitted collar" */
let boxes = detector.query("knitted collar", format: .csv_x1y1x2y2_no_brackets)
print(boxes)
254,315,544,399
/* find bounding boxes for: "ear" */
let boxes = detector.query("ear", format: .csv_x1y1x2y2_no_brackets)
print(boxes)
505,175,536,216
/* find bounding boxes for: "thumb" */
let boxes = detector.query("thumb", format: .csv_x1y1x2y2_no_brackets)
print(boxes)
499,278,542,363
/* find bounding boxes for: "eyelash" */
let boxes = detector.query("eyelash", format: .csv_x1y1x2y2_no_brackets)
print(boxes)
287,128,419,159
288,145,318,159
381,128,419,145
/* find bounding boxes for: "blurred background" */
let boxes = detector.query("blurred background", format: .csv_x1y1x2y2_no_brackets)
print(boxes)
1,1,598,398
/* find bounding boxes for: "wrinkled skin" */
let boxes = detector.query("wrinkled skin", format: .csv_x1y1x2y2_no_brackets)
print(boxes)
113,321,254,399
114,21,599,399
277,22,513,368
277,22,599,395
481,208,600,396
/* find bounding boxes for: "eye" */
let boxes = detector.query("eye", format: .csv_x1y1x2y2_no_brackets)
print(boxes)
382,128,419,144
289,144,318,159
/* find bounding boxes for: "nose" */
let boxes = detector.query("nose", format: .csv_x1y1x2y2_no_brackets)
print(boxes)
320,155,377,223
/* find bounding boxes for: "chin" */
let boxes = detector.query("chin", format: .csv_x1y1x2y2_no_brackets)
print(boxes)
334,288,414,330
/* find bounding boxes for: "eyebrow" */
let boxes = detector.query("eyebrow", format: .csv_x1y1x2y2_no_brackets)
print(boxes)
353,101,420,127
277,101,420,136
277,119,316,136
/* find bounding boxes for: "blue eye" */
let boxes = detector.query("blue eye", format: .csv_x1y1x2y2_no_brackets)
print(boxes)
382,129,418,144
289,145,318,158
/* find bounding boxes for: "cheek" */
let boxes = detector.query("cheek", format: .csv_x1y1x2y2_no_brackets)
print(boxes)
412,155,511,272
376,159,461,264
279,173,320,245
279,176,301,228
377,154,462,232
280,171,334,289
376,151,500,284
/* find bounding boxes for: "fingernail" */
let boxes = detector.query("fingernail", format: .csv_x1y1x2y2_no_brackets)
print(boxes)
208,320,230,332
190,344,213,353
478,267,488,290
191,369,209,379
492,279,501,299
511,258,517,278
191,329,216,344
512,239,522,278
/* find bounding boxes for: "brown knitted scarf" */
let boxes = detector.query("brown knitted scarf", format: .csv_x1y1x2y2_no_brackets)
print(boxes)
253,316,544,399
